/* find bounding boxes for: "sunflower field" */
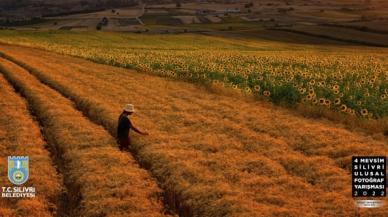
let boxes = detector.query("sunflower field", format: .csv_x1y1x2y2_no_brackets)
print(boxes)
0,30,386,118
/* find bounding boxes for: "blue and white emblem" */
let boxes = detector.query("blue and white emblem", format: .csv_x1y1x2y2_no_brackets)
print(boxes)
8,156,29,185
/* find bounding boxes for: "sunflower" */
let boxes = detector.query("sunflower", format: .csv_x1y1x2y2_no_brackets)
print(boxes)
263,90,271,97
361,109,368,117
306,94,313,100
333,89,340,94
340,104,347,112
333,84,340,90
324,100,331,106
312,99,318,104
254,85,261,92
381,94,386,100
319,98,325,105
233,84,238,89
334,98,341,105
309,80,316,85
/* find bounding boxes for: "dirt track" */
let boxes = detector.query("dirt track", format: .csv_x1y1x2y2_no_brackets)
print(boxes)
0,44,387,217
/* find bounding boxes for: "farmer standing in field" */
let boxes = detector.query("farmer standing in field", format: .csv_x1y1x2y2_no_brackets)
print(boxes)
117,104,149,151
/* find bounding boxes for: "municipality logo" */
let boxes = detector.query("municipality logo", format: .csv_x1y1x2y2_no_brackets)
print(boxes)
2,156,35,198
8,156,29,185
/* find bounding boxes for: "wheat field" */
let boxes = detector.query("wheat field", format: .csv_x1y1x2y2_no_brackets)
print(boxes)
0,41,387,216
0,74,62,216
0,56,169,217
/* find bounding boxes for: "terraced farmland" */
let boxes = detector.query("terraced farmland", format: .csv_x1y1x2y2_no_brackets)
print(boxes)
0,43,387,217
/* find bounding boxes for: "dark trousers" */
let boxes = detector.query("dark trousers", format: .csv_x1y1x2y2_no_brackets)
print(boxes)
118,137,131,151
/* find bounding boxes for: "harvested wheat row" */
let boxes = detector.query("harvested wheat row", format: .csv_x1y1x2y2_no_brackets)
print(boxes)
0,74,62,217
3,46,387,216
0,58,169,217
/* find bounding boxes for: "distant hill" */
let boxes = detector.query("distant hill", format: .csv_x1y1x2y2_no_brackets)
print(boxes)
0,0,139,9
1,0,385,20
0,0,139,18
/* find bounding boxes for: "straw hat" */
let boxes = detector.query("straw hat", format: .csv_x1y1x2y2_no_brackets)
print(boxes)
123,104,135,112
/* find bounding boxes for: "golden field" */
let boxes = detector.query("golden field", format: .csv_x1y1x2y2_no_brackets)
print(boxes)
1,0,388,215
0,74,62,216
0,43,387,217
0,56,169,217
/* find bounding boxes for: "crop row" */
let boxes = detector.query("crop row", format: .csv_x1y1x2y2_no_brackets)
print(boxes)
0,58,168,217
3,47,387,216
0,75,62,217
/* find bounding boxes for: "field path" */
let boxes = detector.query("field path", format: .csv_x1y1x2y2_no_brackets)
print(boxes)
0,44,387,217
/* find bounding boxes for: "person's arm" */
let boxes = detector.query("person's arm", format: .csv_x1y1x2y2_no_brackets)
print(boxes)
131,123,149,135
